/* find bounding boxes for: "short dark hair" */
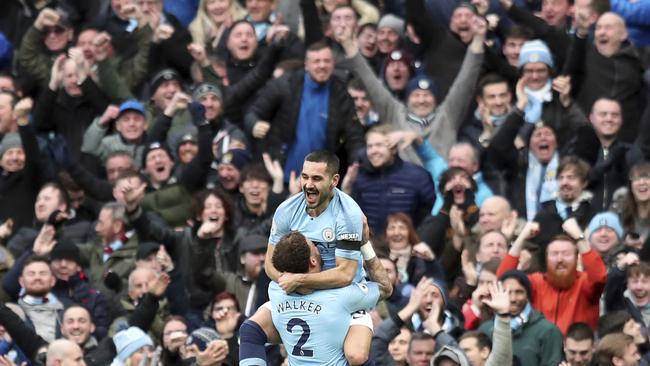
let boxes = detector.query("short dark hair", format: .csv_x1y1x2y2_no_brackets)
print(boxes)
63,304,92,320
476,73,510,98
459,331,492,351
22,255,51,274
240,163,273,186
598,311,633,337
408,332,435,353
39,182,70,210
304,150,340,177
347,78,366,92
566,322,595,342
504,25,533,41
272,231,311,274
306,40,332,53
628,262,650,279
357,22,377,35
557,155,591,183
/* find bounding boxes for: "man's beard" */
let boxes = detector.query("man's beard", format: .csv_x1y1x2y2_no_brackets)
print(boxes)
26,288,50,297
546,262,578,290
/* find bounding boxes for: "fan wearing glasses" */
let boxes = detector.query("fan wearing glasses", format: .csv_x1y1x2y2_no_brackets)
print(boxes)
17,8,74,87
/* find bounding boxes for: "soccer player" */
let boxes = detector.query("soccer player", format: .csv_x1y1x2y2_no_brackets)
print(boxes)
239,150,382,366
269,231,392,365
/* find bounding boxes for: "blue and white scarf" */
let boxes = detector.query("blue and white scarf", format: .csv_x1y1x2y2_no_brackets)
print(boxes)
523,81,553,124
526,151,559,220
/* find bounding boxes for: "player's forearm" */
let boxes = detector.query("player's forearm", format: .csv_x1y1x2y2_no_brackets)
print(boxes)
299,260,357,290
365,257,393,300
265,245,282,282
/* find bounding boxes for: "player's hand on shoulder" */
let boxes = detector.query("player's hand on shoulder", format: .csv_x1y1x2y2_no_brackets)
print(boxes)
279,272,305,294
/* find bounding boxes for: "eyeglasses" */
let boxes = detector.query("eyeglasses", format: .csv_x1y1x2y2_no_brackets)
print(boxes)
631,174,650,182
44,25,67,35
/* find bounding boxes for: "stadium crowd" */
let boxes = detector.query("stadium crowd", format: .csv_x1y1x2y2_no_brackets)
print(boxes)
1,0,650,364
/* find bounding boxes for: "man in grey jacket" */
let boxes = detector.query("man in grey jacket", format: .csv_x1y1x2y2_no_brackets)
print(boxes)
17,255,64,343
334,17,486,165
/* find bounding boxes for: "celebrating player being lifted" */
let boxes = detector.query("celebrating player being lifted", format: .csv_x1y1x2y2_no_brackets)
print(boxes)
239,150,392,365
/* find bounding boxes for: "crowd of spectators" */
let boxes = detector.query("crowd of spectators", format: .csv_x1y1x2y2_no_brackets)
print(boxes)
0,0,650,365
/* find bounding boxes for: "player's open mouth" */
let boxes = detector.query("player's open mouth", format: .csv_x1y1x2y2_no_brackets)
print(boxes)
305,190,318,203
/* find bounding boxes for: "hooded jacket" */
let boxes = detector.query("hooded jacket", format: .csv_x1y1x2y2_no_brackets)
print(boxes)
479,309,563,366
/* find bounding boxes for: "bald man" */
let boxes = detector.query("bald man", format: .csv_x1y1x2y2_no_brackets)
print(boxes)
570,11,643,143
477,196,516,235
467,196,541,271
47,339,86,366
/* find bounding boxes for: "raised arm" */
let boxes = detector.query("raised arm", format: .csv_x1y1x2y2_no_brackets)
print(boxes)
336,24,404,125
430,17,486,134
300,0,325,46
497,221,539,276
406,0,445,49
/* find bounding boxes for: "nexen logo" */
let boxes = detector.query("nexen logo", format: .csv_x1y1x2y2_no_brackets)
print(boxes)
338,233,360,241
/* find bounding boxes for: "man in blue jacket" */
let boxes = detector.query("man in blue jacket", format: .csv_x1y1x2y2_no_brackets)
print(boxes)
347,124,436,234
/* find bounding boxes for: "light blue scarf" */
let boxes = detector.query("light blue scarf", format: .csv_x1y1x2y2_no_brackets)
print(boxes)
508,302,532,331
526,151,559,220
523,81,552,124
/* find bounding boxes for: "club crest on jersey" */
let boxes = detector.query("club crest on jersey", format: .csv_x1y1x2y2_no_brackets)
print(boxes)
322,228,334,241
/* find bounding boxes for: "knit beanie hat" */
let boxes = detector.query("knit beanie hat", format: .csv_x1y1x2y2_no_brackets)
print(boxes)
0,133,22,157
142,141,173,168
499,270,533,302
49,239,81,264
150,68,181,93
519,39,554,69
186,327,220,351
431,278,449,307
405,76,436,100
113,327,153,363
220,149,252,171
192,82,222,101
377,14,405,38
587,212,624,240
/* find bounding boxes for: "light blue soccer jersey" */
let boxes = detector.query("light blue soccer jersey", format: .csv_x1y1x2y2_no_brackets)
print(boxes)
268,281,380,366
269,188,365,281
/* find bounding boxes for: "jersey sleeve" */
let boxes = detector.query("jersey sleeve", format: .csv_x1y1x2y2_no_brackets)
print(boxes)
334,192,364,257
269,204,291,246
341,282,381,312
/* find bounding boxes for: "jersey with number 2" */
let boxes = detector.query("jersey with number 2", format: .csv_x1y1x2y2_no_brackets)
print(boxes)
269,281,380,365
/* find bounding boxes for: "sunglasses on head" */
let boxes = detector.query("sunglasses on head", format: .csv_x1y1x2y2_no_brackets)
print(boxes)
44,25,67,35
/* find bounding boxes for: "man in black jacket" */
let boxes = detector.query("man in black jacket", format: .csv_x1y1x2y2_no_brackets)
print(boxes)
568,11,644,143
245,41,364,179
0,98,47,232
585,98,644,211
